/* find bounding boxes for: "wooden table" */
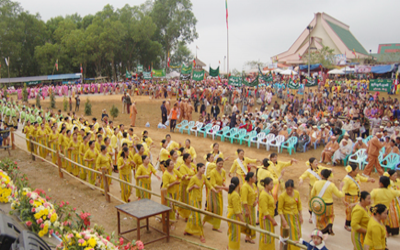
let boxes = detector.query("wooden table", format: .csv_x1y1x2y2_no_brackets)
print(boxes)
116,199,171,245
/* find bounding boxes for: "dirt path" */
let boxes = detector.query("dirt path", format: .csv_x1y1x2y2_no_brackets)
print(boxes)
13,93,399,249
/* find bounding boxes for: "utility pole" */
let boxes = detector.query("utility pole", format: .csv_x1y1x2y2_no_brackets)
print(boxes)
307,25,313,77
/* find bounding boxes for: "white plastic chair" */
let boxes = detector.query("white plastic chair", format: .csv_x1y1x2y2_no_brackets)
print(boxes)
268,135,285,152
264,134,276,151
207,125,220,140
252,132,265,148
190,122,203,136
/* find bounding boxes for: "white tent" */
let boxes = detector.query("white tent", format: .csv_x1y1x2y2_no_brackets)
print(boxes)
166,71,180,79
327,69,344,75
271,68,283,74
341,66,354,72
280,69,298,75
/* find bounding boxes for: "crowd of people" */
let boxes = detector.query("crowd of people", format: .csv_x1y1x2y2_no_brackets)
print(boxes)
0,75,398,249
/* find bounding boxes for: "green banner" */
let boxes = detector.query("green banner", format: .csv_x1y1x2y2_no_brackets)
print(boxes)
152,68,166,77
143,71,152,80
170,64,181,69
192,70,205,81
369,79,392,92
305,76,317,87
25,81,41,85
228,76,242,87
209,66,220,77
258,67,273,82
137,65,143,73
126,70,132,79
243,76,259,87
181,64,192,74
288,79,300,89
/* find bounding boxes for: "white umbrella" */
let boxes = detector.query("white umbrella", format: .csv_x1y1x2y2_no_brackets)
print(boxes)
280,69,298,75
327,69,344,75
341,66,354,72
166,71,180,79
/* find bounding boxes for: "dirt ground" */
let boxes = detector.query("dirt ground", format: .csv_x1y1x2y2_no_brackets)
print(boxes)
7,92,398,249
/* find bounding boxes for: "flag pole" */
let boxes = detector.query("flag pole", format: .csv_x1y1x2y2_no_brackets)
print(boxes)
7,57,10,86
225,0,229,78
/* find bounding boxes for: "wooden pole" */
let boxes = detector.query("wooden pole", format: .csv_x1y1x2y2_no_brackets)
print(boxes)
161,188,168,233
280,228,289,250
102,168,110,203
57,150,63,178
11,129,15,150
30,137,35,161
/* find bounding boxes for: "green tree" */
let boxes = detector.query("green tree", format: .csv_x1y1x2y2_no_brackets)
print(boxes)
84,98,92,116
151,0,198,64
63,96,68,111
109,105,119,120
171,42,193,66
245,61,265,70
309,45,335,70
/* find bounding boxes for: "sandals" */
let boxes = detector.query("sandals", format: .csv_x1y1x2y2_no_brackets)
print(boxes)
245,239,255,244
344,226,351,232
200,237,206,243
309,218,313,224
212,228,222,233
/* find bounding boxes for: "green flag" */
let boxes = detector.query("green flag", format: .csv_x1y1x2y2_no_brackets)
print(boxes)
228,76,242,87
258,66,273,82
209,66,220,77
288,79,300,89
243,75,259,87
137,65,143,73
181,63,192,74
152,69,166,77
170,64,181,69
143,71,152,80
192,70,205,81
305,76,317,87
126,69,132,79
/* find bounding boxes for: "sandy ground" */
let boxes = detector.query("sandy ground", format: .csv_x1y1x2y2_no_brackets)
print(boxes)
5,92,398,249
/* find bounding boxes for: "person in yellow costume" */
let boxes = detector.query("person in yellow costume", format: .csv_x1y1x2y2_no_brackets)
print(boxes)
37,122,47,159
278,179,303,250
165,134,180,152
350,191,371,250
62,130,71,170
184,163,216,243
371,175,400,236
342,164,374,231
226,177,243,250
229,149,260,186
258,177,277,250
79,135,90,180
162,158,184,230
269,152,297,202
132,144,148,197
257,158,282,191
95,134,103,152
48,125,59,164
204,153,217,180
118,147,132,202
384,170,400,236
84,141,97,185
206,143,225,162
298,157,331,224
96,145,112,189
157,139,170,172
240,172,257,243
311,169,344,235
57,126,66,167
203,157,227,232
22,120,32,152
169,149,182,170
110,127,119,155
135,154,160,199
363,204,388,250
141,130,153,149
183,139,197,163
67,132,80,176
30,122,39,155
178,153,197,221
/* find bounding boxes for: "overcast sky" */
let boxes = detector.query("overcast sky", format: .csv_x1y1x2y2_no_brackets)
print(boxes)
17,0,400,72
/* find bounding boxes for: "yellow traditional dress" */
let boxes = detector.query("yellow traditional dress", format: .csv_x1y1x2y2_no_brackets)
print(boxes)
259,189,276,250
299,166,329,214
184,174,212,236
68,140,80,176
96,153,111,189
23,125,32,152
229,157,257,185
227,191,242,250
162,169,183,223
350,204,370,250
370,187,400,235
342,174,368,227
78,143,87,180
270,160,292,201
84,149,97,185
48,132,58,164
240,182,257,239
118,156,132,202
62,135,70,169
203,168,226,229
132,153,145,197
178,162,196,219
135,163,157,199
37,128,47,159
363,217,386,250
278,190,302,250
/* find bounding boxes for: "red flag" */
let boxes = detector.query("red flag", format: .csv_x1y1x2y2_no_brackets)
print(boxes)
225,0,228,29
80,63,83,74
136,73,138,80
218,75,221,83
148,65,150,70
55,59,58,71
193,58,196,68
352,49,356,57
167,51,170,67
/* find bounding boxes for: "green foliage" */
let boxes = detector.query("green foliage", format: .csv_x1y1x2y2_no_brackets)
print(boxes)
109,105,119,120
22,83,28,102
309,45,335,70
84,98,92,116
35,93,40,107
171,41,193,66
245,61,265,69
63,96,68,111
50,91,56,109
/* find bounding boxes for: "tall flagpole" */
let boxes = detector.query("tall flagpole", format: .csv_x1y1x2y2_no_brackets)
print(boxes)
225,0,229,78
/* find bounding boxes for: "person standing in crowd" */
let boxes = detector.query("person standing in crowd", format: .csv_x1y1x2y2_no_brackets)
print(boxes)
130,101,137,127
258,177,277,250
363,132,385,177
363,204,388,250
350,191,371,250
227,177,243,250
161,101,168,124
169,103,178,132
75,95,80,111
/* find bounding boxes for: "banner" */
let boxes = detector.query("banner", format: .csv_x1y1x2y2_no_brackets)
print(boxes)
228,76,242,87
192,70,205,81
180,73,191,81
126,70,132,79
152,68,166,77
170,64,181,69
333,54,346,65
355,65,372,74
369,79,392,92
143,71,152,80
305,76,317,87
181,64,192,74
137,65,143,73
209,66,220,77
288,79,300,89
25,81,41,85
243,75,259,87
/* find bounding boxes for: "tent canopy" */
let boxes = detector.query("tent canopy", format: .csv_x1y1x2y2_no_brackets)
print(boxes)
370,65,395,74
280,69,298,75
